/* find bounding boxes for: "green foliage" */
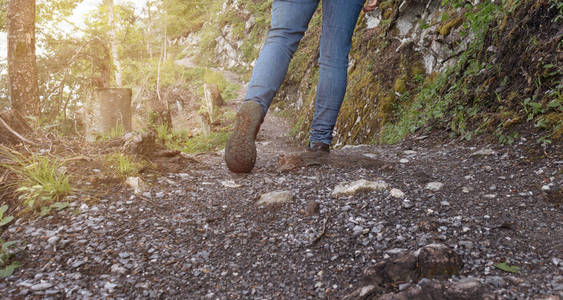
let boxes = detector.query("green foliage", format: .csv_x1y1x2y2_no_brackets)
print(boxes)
0,206,20,278
104,153,143,178
40,202,70,217
95,124,125,141
1,151,71,213
0,205,13,227
154,122,230,154
0,240,20,278
494,262,519,273
181,131,230,154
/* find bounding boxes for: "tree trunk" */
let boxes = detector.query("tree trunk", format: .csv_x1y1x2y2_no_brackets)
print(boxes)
7,0,39,117
105,0,122,87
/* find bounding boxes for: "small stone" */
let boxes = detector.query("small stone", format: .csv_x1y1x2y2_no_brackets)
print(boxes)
332,179,388,198
390,188,405,198
220,180,242,188
399,158,409,164
31,282,53,291
125,177,148,195
483,194,497,199
402,200,414,209
552,257,561,266
104,282,118,293
305,200,320,216
542,185,551,191
471,148,497,156
425,182,444,192
440,201,450,206
398,282,411,291
552,276,563,291
257,191,294,206
459,241,474,249
353,225,365,235
47,236,59,246
155,192,165,199
386,248,407,255
111,264,127,274
485,276,505,288
462,186,471,193
119,252,131,259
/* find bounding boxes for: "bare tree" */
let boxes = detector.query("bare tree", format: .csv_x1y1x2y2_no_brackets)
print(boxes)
7,0,39,117
105,0,122,87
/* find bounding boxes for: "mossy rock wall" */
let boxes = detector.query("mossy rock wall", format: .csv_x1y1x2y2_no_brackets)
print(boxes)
189,0,562,145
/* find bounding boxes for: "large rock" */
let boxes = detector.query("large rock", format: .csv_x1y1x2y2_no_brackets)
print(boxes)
345,244,464,299
377,278,499,300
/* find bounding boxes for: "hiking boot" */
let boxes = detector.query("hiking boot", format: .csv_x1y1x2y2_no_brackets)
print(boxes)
225,101,264,173
307,142,330,153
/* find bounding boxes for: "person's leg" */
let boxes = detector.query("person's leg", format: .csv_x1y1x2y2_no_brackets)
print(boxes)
226,0,319,173
309,0,365,148
245,0,319,116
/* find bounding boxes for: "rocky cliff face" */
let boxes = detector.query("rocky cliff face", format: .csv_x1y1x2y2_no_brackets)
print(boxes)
187,0,562,146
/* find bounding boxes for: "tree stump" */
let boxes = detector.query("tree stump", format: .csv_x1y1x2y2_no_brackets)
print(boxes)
197,112,211,136
203,83,224,124
84,88,132,140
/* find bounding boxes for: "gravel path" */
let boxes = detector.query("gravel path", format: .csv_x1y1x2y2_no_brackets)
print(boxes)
1,109,561,299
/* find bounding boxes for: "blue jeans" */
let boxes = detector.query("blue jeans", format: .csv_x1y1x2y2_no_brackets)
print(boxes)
244,0,365,146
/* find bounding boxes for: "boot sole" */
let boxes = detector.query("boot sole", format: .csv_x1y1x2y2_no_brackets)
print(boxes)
225,101,263,173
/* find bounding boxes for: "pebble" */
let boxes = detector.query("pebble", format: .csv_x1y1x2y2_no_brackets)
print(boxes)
47,236,59,246
305,200,320,216
425,182,444,191
471,148,497,156
353,225,365,235
390,188,405,198
386,248,407,255
485,276,505,288
104,282,118,293
256,191,294,206
399,159,409,164
111,264,127,274
220,180,242,188
459,241,474,249
31,282,53,291
125,177,148,194
332,180,388,197
402,200,414,209
483,194,497,199
440,201,450,206
398,282,411,291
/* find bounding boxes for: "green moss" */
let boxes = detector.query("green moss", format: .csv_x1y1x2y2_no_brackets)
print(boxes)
438,16,464,36
394,77,407,94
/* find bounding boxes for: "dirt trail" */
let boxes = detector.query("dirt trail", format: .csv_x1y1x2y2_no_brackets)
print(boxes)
1,68,562,299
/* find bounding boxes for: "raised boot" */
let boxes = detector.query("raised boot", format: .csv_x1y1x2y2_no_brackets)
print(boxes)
224,101,264,173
